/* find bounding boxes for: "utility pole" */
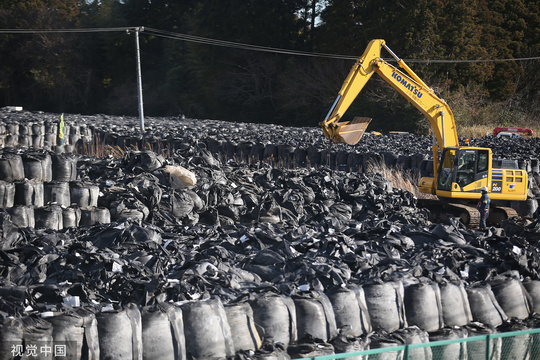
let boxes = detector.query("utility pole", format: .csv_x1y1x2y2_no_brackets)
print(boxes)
130,27,145,131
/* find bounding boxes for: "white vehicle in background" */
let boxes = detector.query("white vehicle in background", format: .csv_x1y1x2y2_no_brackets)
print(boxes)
497,131,522,138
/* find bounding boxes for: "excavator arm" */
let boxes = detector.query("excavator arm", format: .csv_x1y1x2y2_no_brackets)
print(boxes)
319,40,383,144
319,39,459,178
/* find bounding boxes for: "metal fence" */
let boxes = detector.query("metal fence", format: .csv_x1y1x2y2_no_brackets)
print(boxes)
295,328,540,360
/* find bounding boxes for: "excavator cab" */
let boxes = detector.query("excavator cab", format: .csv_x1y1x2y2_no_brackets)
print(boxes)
436,147,490,196
320,116,372,145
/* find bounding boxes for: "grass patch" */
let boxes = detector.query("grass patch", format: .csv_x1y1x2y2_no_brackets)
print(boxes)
365,158,435,199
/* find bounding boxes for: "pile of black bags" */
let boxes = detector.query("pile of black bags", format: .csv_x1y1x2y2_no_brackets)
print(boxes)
1,109,540,359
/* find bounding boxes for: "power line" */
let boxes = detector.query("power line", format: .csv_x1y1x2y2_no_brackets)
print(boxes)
0,27,135,33
1,26,539,63
404,57,540,63
143,28,540,63
143,27,353,60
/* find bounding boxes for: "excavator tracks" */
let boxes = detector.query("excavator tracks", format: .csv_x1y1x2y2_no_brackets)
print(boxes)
418,199,479,228
488,206,518,226
418,199,519,228
448,203,481,229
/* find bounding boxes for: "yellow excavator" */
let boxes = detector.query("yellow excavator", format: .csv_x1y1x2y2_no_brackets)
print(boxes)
320,39,528,227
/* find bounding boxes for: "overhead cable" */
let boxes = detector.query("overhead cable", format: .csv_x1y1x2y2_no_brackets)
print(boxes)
0,27,136,33
0,26,539,63
143,27,353,59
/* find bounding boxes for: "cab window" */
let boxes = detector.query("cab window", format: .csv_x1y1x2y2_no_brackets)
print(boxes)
437,149,456,191
477,150,489,173
456,151,476,188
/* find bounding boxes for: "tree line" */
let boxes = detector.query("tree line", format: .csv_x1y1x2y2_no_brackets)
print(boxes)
0,0,538,132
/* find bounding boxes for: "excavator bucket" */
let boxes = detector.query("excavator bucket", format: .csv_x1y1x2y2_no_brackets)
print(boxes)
328,117,372,145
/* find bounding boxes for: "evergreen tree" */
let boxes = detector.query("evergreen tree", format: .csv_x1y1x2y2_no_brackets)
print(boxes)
0,0,537,125
178,0,305,124
0,0,82,111
478,0,528,100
